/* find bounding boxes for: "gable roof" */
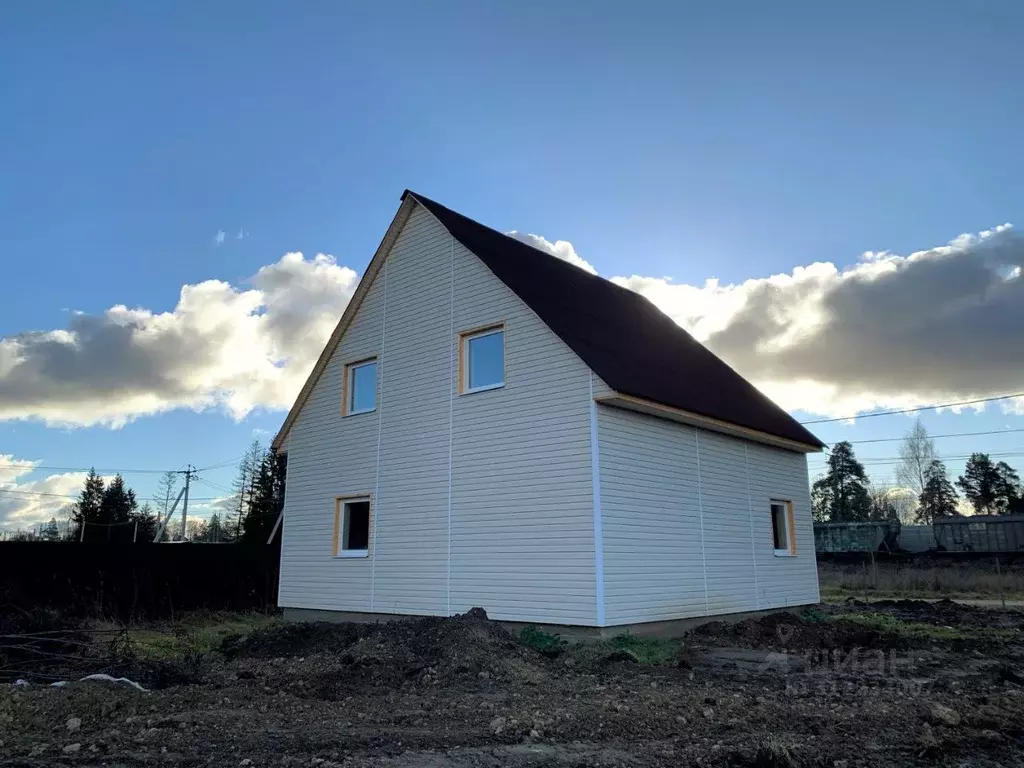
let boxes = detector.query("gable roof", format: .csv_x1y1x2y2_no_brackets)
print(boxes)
273,191,824,452
404,191,824,450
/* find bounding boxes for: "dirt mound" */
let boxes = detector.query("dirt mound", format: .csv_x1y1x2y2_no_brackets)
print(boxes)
691,612,893,651
223,608,547,694
221,619,364,658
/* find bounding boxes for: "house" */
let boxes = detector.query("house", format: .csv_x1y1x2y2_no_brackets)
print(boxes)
272,191,825,631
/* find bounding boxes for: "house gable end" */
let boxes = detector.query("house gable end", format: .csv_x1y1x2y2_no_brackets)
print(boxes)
402,191,823,451
272,196,415,452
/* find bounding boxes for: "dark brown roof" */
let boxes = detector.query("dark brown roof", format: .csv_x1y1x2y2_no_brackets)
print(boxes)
405,191,824,450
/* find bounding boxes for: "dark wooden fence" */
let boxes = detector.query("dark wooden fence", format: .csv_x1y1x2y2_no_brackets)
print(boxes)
0,542,280,620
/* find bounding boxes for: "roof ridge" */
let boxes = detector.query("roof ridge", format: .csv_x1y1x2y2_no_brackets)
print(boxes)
403,190,655,302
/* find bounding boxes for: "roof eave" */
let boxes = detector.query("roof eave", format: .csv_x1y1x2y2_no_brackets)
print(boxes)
595,392,825,454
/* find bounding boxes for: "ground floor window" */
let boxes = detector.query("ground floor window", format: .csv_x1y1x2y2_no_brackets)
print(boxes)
771,500,795,556
334,496,370,557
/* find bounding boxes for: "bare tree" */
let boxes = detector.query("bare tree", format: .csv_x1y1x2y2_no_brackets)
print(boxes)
867,484,899,521
184,517,209,541
882,486,917,525
895,419,937,499
154,470,179,537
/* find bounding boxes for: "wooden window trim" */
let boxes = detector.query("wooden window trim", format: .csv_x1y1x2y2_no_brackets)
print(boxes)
341,357,378,417
333,494,372,557
787,501,797,556
770,499,797,556
458,322,506,395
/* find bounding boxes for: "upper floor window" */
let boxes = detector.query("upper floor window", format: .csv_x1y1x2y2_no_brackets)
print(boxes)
460,325,505,393
344,358,378,415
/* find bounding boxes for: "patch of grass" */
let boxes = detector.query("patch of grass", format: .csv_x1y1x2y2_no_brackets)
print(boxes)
750,734,799,768
602,633,683,665
800,605,829,622
95,611,282,662
821,585,1024,602
832,611,1015,643
519,625,568,657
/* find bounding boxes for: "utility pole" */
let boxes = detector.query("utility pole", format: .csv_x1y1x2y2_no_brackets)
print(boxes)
180,465,195,542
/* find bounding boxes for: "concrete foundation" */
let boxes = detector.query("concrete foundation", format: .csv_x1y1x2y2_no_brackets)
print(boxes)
282,604,814,642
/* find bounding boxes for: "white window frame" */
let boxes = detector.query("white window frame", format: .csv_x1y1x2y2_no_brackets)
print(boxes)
344,358,378,416
460,324,505,394
770,499,795,557
335,495,371,558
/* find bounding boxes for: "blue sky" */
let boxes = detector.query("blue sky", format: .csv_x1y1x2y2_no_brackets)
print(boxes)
2,2,1023,526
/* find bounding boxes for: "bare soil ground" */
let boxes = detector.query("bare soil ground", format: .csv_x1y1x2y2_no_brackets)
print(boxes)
2,601,1023,767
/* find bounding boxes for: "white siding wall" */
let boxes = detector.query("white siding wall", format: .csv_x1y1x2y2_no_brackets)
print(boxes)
279,204,598,624
746,440,820,609
598,406,818,625
448,240,596,625
278,246,386,612
372,209,452,615
598,407,706,624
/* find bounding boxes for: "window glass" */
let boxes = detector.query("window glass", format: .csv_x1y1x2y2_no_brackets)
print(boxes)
771,502,789,552
343,500,370,552
467,330,504,390
350,361,377,413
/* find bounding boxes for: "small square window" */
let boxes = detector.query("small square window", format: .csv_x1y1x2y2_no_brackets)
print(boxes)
771,500,795,556
345,359,377,415
461,326,504,393
335,498,370,557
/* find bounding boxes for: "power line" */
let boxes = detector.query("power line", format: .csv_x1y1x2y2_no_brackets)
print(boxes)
809,449,1024,465
194,477,234,495
0,489,78,499
0,465,175,475
0,461,240,475
0,488,224,501
196,456,242,472
799,392,1024,425
843,427,1024,445
810,448,1024,461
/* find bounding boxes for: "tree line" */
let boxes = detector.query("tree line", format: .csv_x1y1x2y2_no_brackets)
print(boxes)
151,439,286,543
69,471,158,541
10,440,286,543
147,440,286,543
227,438,287,544
812,420,1024,524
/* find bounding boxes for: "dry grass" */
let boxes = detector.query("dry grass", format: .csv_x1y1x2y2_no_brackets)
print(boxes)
832,611,1017,642
818,560,1024,600
90,611,282,661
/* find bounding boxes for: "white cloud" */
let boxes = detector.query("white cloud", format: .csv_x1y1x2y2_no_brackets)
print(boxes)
0,253,358,427
180,495,236,520
507,231,598,274
236,228,247,241
214,230,226,246
1,222,1022,430
0,454,85,531
614,223,1024,417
